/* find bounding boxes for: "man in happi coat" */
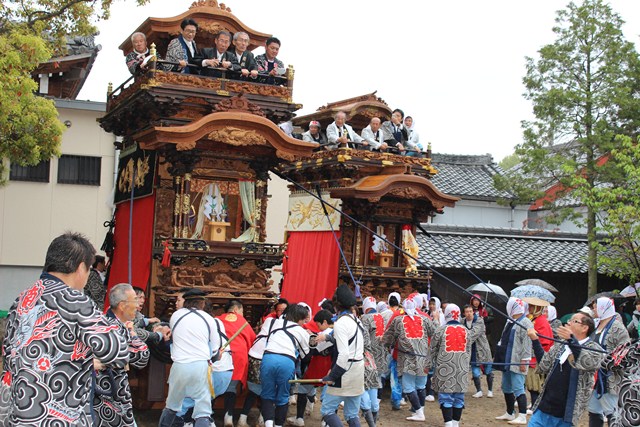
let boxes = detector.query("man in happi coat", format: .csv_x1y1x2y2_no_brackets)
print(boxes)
217,299,256,427
494,297,534,425
588,297,630,426
93,284,149,427
0,232,129,427
431,304,483,427
382,299,438,422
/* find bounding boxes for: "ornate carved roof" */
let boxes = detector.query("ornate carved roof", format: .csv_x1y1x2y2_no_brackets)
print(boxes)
133,103,317,161
329,174,459,211
292,91,392,132
119,0,271,56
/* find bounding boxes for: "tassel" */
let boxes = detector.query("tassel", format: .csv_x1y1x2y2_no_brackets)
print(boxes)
161,240,172,267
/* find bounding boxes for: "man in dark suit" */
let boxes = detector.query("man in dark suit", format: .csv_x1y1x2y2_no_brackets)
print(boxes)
201,31,238,77
229,31,258,80
381,108,411,154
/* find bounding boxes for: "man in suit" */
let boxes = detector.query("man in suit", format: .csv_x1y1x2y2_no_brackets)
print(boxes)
202,31,238,77
361,117,388,151
381,108,411,154
229,31,258,79
164,19,203,74
325,111,365,150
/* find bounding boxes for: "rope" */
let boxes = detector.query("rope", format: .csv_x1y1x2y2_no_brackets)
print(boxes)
271,169,610,355
314,186,359,294
128,167,136,285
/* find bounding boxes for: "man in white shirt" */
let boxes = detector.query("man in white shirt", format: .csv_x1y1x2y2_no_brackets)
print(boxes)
159,289,220,427
404,116,423,157
360,117,388,151
326,111,365,150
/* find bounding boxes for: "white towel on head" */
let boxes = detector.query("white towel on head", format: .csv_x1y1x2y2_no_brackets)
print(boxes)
547,305,557,322
506,297,526,318
362,296,376,313
403,299,417,319
596,297,616,321
444,304,461,323
377,302,389,313
388,292,401,305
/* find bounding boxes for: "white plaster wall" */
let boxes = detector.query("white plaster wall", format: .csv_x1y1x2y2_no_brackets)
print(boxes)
0,101,116,309
433,200,530,229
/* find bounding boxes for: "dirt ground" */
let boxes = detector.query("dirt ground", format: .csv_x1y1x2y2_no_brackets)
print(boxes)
135,370,592,427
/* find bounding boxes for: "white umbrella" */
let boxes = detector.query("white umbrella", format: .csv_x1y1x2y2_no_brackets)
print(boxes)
466,281,508,300
620,283,640,298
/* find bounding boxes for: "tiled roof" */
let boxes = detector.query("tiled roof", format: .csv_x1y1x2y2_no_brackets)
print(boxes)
430,153,512,200
416,224,592,273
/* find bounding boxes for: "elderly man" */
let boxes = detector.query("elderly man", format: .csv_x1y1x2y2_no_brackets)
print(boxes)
164,19,202,74
326,111,365,150
0,232,129,426
360,117,388,151
159,289,221,427
528,312,604,427
302,120,327,146
202,30,238,77
217,300,256,427
93,283,150,427
125,32,151,75
382,109,411,154
229,31,258,79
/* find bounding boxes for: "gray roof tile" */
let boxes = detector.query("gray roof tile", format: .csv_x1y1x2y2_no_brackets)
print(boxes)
417,225,592,273
431,153,512,200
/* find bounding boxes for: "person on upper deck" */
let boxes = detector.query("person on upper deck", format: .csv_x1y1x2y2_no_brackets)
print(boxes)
255,37,286,82
326,111,365,150
360,117,388,152
382,109,411,154
228,31,258,79
202,31,238,77
164,19,203,74
404,115,423,157
125,32,151,75
302,120,328,146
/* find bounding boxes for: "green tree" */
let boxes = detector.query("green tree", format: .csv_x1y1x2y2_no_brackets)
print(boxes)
494,0,640,296
0,0,146,183
584,136,640,282
498,153,520,170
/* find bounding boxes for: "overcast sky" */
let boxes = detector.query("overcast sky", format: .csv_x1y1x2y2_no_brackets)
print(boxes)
79,0,640,162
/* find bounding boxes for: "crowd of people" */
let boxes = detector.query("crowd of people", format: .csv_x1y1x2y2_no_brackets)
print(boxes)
299,110,424,155
126,19,286,84
2,232,640,427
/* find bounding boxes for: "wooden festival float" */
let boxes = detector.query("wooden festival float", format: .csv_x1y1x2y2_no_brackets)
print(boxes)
99,0,458,408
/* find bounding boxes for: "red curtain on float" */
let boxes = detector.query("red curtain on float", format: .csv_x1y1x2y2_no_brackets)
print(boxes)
105,195,156,310
281,231,341,313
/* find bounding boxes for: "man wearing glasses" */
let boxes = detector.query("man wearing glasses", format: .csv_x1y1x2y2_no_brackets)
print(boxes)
527,312,604,427
164,19,203,74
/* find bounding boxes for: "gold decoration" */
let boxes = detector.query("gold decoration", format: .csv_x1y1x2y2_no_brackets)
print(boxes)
207,127,267,146
225,81,290,98
117,155,151,193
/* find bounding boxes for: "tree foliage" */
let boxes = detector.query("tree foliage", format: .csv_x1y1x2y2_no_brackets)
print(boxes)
494,0,640,295
0,0,147,183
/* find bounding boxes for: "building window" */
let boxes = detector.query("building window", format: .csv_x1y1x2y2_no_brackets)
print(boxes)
57,155,101,186
9,160,51,183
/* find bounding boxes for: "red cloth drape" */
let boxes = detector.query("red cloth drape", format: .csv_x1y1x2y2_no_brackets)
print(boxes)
281,231,341,314
105,195,156,310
